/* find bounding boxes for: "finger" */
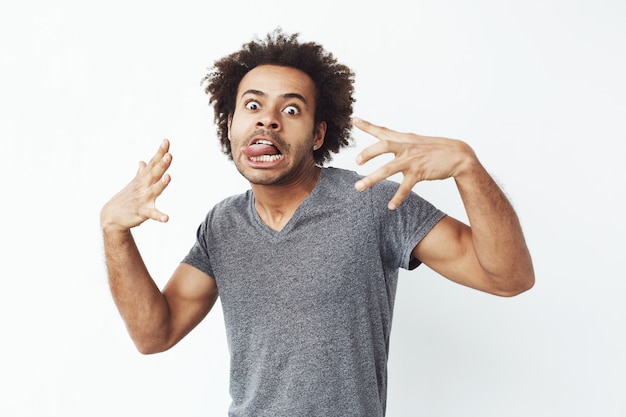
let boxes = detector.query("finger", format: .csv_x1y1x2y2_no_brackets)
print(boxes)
146,139,171,169
353,118,405,166
354,162,400,192
356,140,394,166
136,160,147,175
143,207,170,223
352,117,398,142
144,144,173,184
142,174,171,223
150,172,172,198
387,180,414,211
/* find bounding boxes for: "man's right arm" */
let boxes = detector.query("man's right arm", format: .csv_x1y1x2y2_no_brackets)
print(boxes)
101,139,218,354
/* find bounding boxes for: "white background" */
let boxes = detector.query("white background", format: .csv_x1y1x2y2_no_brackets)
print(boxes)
1,1,625,416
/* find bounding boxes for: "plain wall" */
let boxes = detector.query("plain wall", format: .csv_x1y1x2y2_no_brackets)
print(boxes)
1,1,625,416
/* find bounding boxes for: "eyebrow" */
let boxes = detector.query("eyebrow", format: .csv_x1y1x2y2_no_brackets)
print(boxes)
240,89,308,104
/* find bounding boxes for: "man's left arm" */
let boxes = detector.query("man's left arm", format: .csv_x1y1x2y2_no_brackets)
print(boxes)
352,117,534,296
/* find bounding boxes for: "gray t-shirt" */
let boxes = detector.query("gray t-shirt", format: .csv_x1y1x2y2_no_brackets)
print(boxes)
183,167,445,417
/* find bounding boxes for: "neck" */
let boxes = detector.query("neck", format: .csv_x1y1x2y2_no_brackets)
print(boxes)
252,166,321,231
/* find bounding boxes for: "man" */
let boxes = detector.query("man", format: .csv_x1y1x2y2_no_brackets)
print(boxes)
101,29,534,416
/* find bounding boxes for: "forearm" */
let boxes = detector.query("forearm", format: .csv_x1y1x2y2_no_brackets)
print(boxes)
102,227,172,353
454,156,535,294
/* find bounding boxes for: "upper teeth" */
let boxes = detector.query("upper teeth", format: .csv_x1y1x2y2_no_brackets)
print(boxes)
255,140,273,146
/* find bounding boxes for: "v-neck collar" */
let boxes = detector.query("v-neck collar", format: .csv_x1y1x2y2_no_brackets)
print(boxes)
249,168,327,238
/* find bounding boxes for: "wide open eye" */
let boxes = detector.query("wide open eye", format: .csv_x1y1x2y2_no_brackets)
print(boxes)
245,100,260,110
283,105,300,115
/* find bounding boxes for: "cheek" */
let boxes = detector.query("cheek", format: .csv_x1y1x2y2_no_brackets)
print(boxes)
228,116,244,141
229,112,253,136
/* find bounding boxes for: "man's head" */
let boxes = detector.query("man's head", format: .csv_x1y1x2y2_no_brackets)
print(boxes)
203,28,355,165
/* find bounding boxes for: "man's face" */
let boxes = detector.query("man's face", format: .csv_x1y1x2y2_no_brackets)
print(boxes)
228,65,326,186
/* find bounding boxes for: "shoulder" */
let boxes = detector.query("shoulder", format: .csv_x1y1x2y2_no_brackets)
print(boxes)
320,166,362,185
320,166,409,207
320,166,396,194
323,166,405,201
213,190,251,211
200,190,252,228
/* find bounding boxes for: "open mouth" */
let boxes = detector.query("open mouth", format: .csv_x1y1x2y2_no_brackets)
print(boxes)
244,139,284,162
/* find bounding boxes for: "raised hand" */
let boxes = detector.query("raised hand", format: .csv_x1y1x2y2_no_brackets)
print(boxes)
352,118,478,210
101,139,173,232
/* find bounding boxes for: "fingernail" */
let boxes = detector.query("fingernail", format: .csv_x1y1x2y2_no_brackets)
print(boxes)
355,181,364,191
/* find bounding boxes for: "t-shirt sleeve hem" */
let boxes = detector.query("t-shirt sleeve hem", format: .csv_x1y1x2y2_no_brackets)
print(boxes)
181,240,214,279
404,211,447,270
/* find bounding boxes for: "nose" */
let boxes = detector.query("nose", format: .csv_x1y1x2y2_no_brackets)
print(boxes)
256,108,280,130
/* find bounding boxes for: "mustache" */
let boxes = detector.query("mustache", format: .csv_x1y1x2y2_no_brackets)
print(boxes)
247,129,287,150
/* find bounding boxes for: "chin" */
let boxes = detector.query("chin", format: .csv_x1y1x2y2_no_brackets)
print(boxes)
236,165,285,186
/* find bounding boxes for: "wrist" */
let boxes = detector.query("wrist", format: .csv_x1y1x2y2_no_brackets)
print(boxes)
452,142,482,180
100,207,131,235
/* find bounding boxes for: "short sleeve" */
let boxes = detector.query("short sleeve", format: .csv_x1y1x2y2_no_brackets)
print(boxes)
371,181,446,271
182,215,215,278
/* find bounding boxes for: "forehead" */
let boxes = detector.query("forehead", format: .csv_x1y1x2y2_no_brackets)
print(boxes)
237,65,316,102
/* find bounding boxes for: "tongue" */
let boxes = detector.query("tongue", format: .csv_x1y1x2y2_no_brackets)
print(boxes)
242,144,279,157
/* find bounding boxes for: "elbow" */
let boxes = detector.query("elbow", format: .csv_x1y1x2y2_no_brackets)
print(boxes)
135,342,171,355
136,344,163,356
494,269,535,297
125,319,177,355
487,253,535,297
497,280,534,297
132,335,174,355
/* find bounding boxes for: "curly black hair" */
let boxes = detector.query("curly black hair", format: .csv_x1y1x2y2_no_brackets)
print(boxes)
202,28,356,165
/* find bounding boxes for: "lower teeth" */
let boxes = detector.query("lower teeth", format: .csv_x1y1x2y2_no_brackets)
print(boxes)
250,154,283,162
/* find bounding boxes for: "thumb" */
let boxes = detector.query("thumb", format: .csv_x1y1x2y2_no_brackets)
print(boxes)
136,161,147,175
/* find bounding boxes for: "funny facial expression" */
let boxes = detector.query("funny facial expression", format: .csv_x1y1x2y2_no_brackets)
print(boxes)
228,65,326,186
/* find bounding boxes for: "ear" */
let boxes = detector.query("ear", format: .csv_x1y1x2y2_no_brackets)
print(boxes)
313,121,327,150
227,114,233,141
